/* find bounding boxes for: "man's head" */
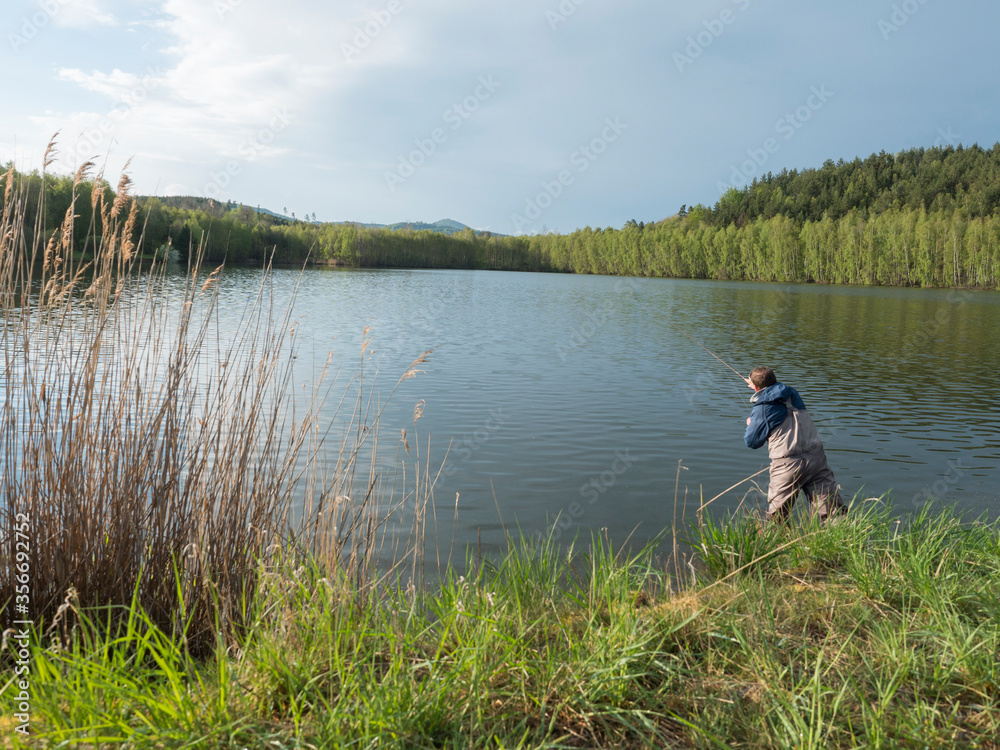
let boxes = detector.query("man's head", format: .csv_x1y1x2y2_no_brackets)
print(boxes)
748,366,777,391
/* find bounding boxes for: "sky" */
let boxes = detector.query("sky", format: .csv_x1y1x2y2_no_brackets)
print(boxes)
2,0,999,235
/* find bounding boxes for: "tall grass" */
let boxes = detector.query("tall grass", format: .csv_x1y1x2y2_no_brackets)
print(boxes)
0,145,427,650
2,148,998,747
8,503,997,748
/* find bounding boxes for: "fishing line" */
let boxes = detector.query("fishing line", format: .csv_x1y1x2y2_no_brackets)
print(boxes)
665,319,745,380
665,319,749,406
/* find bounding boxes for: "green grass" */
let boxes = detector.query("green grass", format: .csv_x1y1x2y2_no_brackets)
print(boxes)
2,153,998,748
4,502,999,749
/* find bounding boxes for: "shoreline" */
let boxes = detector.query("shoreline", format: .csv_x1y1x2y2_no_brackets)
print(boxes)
231,258,1000,292
4,502,998,748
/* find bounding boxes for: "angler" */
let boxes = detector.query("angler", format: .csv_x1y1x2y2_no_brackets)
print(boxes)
744,367,847,525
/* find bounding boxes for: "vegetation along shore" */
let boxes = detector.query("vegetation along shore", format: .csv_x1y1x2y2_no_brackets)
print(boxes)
2,146,999,747
5,503,1000,747
4,143,1000,288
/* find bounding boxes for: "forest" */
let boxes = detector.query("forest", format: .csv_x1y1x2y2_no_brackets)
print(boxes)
4,143,1000,288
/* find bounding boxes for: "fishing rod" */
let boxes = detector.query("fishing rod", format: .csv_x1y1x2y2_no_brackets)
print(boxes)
665,320,747,383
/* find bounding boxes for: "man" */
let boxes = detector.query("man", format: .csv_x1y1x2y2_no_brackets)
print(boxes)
743,367,846,525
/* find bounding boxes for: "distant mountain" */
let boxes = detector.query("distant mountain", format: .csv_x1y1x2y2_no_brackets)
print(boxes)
138,197,481,234
431,219,469,231
140,196,293,221
253,205,294,221
383,219,472,235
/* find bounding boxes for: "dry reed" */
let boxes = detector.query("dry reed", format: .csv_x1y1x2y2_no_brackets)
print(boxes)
0,156,430,650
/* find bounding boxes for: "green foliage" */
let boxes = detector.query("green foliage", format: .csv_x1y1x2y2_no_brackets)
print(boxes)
6,506,1000,748
706,143,1000,225
692,511,786,580
520,206,1000,287
7,142,1000,287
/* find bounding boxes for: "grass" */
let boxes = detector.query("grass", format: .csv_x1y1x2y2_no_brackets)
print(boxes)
1,148,431,654
2,148,999,747
2,502,998,748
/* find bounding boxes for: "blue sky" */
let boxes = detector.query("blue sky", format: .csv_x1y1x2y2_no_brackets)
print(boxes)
3,0,998,234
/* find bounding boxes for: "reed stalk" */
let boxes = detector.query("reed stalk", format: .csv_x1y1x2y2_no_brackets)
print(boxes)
0,148,429,651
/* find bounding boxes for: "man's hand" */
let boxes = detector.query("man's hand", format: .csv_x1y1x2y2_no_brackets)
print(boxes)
746,417,751,426
745,377,755,389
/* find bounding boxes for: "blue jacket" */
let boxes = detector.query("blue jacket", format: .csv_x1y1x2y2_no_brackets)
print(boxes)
744,383,807,450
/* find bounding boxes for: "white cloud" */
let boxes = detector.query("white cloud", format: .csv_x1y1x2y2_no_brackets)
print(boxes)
51,0,120,28
17,0,443,197
41,0,347,176
57,68,156,100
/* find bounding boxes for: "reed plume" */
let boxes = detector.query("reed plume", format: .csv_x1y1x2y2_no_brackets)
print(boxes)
0,151,433,650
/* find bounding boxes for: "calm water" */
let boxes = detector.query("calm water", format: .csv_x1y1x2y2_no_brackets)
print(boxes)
205,267,1000,556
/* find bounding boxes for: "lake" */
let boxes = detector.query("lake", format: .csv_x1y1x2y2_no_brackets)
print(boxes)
204,267,1000,557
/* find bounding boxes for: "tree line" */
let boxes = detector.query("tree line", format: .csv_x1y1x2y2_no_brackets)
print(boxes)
4,143,1000,288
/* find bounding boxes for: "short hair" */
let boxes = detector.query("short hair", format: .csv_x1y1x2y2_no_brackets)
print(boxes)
749,367,777,389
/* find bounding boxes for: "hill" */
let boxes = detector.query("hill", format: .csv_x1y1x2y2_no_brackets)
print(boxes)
138,197,475,235
7,143,999,288
702,143,1000,227
384,219,471,235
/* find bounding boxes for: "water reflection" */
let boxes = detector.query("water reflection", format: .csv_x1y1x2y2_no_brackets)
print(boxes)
259,270,1000,557
9,266,998,561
